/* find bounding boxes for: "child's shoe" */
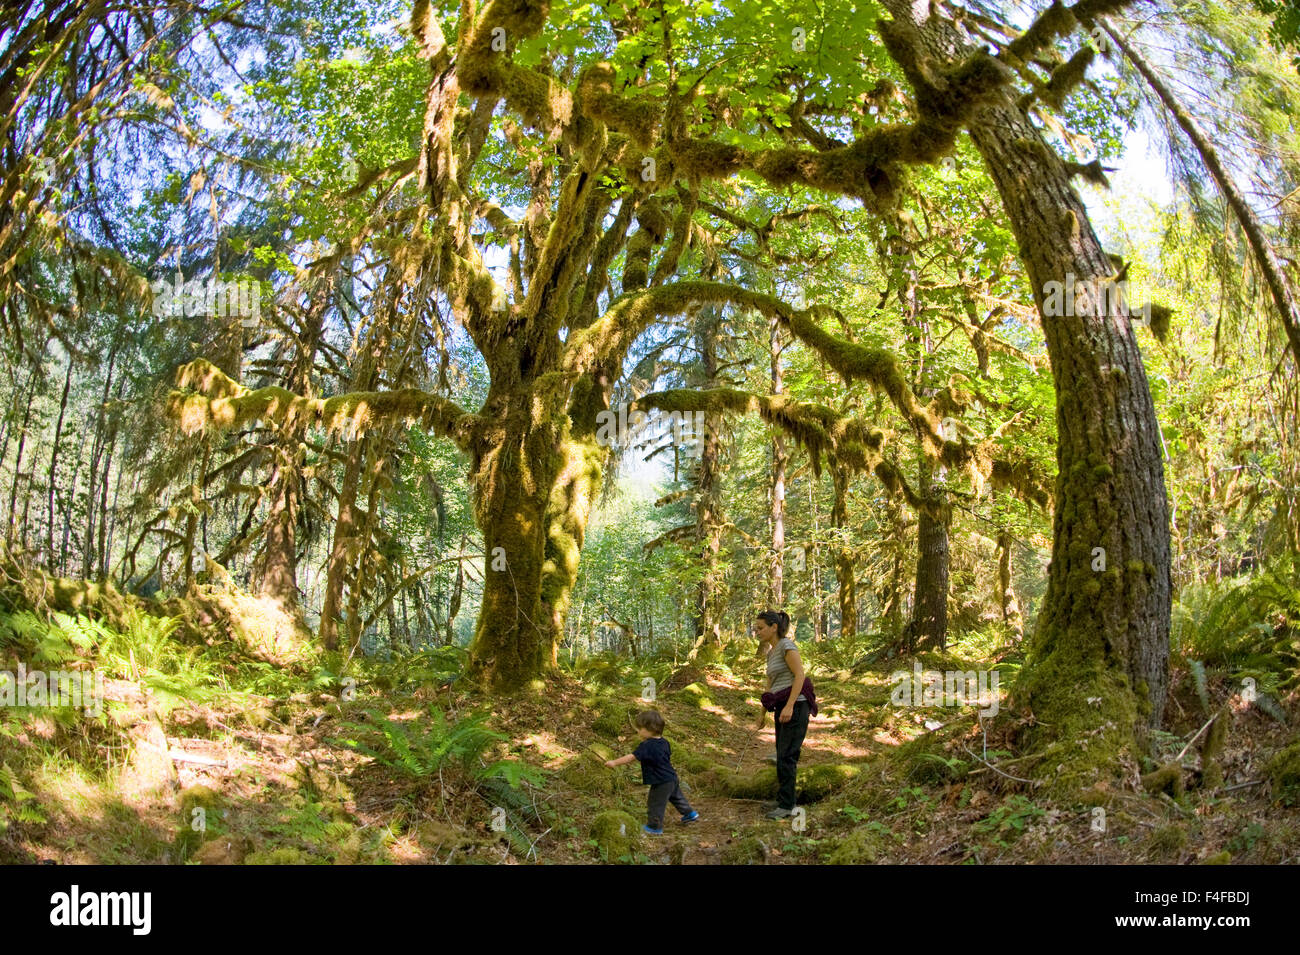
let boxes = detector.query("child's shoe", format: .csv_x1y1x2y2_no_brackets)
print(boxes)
643,824,664,835
681,811,700,823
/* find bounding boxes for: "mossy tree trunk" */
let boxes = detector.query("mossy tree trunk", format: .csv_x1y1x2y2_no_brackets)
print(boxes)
253,299,323,610
911,457,951,651
690,316,725,663
880,1,1172,768
467,416,562,689
997,530,1024,639
319,436,362,652
970,101,1170,742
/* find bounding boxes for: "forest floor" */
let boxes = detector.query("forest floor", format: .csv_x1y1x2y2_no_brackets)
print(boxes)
3,600,1298,865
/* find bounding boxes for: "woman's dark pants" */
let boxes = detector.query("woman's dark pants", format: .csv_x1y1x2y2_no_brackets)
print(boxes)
775,699,810,810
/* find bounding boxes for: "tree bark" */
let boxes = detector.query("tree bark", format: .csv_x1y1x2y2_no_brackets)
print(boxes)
45,358,73,569
997,530,1024,639
319,437,362,651
689,311,725,662
878,3,1172,775
770,314,787,607
831,464,858,641
911,457,951,651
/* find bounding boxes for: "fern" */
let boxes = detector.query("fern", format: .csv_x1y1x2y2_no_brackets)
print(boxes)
334,706,535,786
1173,553,1300,693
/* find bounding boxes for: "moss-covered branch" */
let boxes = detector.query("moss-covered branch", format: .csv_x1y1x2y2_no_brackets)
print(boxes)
167,359,479,452
565,280,949,450
654,35,1010,209
1001,0,1133,66
629,387,888,480
457,0,574,136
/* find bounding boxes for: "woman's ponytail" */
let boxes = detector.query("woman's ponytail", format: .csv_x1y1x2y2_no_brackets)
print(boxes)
758,609,791,640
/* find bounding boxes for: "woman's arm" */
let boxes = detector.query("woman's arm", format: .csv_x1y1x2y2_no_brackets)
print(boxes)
779,647,806,723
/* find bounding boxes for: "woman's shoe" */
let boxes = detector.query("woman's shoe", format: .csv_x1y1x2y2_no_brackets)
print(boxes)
761,799,780,811
764,806,794,820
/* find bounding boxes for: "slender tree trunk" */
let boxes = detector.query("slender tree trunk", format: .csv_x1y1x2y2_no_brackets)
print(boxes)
689,315,724,661
446,538,464,646
770,314,787,606
832,465,857,641
61,422,88,573
997,530,1024,640
6,373,36,547
84,339,119,577
45,359,73,569
97,378,126,578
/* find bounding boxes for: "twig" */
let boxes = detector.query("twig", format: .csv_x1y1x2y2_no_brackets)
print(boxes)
525,826,551,862
1175,713,1217,763
961,744,1040,785
167,749,228,768
1217,779,1264,793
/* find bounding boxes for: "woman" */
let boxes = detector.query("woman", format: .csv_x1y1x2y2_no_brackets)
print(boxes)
754,609,815,820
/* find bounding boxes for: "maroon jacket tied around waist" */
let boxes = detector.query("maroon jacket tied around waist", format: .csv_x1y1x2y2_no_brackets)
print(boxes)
761,677,818,717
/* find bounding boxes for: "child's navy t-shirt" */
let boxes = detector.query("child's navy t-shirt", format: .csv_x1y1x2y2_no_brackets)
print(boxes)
632,737,677,785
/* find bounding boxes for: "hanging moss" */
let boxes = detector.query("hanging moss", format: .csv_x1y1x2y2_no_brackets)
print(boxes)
1071,0,1134,23
621,227,654,291
457,1,571,134
166,359,476,449
1145,303,1173,342
784,310,945,449
1004,1,1077,65
666,139,748,181
577,61,661,151
1041,45,1096,109
635,196,669,242
1064,159,1111,189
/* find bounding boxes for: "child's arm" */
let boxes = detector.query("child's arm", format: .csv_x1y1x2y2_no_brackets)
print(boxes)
604,753,637,768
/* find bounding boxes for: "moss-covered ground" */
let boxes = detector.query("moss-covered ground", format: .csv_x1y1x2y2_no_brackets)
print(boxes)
1,592,1297,865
